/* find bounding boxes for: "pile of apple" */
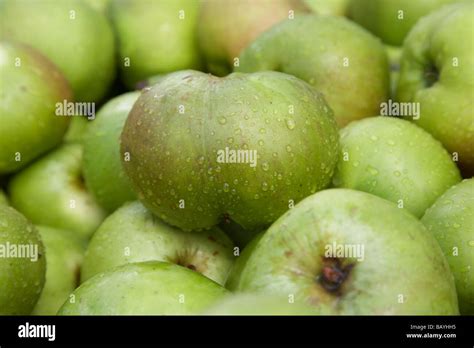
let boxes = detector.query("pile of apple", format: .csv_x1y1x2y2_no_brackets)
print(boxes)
0,0,472,316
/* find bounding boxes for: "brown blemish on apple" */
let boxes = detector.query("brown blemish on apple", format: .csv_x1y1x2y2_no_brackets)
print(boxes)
284,250,293,257
173,248,210,276
318,257,354,295
72,174,86,192
221,213,232,225
186,264,197,271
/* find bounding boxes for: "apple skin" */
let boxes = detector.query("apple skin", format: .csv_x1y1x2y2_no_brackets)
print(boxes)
385,45,402,98
332,117,461,218
110,0,202,89
32,226,84,315
81,201,234,285
204,293,317,315
83,92,139,212
226,232,264,291
84,0,110,13
0,0,115,102
64,117,90,144
0,41,71,174
396,2,474,175
198,0,309,76
0,189,9,206
121,70,339,233
304,0,349,16
236,15,390,127
348,0,459,46
237,189,459,315
422,179,474,315
8,144,107,242
58,261,228,315
0,206,46,314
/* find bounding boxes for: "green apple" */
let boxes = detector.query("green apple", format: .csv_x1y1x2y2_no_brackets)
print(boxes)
0,41,71,174
422,179,474,315
84,0,110,13
0,206,45,314
0,0,115,102
396,2,474,175
81,201,234,285
304,0,349,16
237,189,459,315
58,261,228,315
236,15,389,127
226,232,264,291
198,0,309,76
110,0,202,89
0,189,9,206
348,0,459,46
386,44,403,98
32,226,84,315
64,117,90,144
121,70,339,233
9,144,107,241
83,92,139,212
332,117,461,218
204,293,316,315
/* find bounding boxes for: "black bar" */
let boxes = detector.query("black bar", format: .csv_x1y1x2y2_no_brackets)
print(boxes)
0,315,472,346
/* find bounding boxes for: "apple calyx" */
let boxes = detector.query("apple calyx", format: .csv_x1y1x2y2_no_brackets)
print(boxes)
423,64,439,88
318,258,354,293
170,248,212,275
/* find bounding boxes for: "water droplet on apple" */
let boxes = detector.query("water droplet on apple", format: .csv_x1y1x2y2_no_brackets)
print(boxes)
286,119,296,130
366,166,379,175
